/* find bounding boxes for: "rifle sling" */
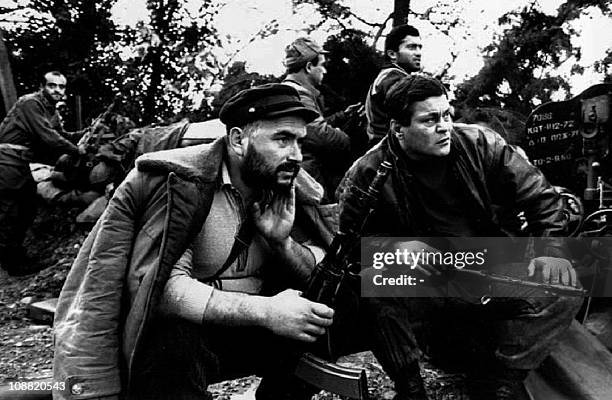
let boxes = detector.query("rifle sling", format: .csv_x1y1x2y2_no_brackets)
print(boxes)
201,217,255,289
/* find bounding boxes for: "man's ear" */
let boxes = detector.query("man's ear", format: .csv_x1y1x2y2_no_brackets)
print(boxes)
304,61,313,74
386,49,397,62
228,127,247,157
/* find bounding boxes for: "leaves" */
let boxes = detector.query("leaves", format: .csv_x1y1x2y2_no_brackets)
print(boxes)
456,0,612,115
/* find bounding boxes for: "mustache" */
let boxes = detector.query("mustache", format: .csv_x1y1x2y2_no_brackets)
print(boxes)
275,159,300,175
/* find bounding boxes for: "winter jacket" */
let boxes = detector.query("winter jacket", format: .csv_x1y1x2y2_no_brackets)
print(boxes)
337,124,567,242
364,63,409,146
0,91,79,164
52,137,337,399
0,91,80,191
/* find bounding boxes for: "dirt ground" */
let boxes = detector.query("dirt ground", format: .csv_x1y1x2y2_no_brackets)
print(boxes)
0,202,469,399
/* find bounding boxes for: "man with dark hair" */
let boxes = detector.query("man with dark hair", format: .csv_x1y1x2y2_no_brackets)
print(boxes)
338,75,582,400
0,70,85,276
365,24,422,147
53,83,337,400
283,37,362,203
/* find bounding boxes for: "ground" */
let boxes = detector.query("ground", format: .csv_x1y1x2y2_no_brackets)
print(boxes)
0,202,468,399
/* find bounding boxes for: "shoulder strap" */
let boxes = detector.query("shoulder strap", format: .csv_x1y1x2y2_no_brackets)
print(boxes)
201,217,255,287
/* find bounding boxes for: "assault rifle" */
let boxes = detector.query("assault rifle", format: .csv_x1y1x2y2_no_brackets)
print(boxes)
77,97,121,160
293,160,392,399
55,98,121,189
304,160,392,306
452,267,587,303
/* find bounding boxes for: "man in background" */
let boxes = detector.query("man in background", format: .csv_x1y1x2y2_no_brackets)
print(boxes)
0,71,84,276
283,37,362,202
365,24,422,147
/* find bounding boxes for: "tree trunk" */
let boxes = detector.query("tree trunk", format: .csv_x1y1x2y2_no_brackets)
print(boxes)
143,46,162,124
393,0,410,26
0,30,17,113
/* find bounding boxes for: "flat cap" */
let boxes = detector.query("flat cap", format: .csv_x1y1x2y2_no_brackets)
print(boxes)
219,83,319,128
283,37,328,70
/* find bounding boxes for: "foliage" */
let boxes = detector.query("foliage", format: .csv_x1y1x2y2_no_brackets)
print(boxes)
594,49,612,83
115,0,222,124
2,0,225,127
1,0,119,129
213,61,279,116
455,0,612,116
2,0,610,128
320,29,384,112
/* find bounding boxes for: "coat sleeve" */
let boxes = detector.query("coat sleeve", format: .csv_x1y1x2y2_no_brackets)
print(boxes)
292,85,352,159
486,131,566,236
306,117,351,158
53,169,147,400
19,98,79,155
158,247,214,324
484,130,568,256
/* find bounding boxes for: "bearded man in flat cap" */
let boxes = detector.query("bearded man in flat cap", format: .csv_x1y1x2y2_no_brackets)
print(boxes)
53,83,338,400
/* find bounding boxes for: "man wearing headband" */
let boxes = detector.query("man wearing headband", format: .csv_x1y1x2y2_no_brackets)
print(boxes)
53,84,337,399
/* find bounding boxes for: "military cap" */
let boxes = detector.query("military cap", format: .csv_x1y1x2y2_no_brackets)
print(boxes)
219,83,318,128
283,37,328,70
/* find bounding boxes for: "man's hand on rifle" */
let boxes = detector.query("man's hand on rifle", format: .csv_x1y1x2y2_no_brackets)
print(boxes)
343,102,365,118
527,257,578,287
77,143,88,155
261,289,334,343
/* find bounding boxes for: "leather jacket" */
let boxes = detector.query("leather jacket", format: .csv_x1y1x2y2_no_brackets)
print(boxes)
337,124,567,242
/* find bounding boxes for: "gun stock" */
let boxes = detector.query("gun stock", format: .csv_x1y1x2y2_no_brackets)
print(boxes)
295,160,392,398
294,353,369,399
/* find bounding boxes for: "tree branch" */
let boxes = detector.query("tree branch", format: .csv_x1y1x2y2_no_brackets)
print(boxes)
371,12,393,49
220,19,278,76
0,5,28,15
347,10,384,27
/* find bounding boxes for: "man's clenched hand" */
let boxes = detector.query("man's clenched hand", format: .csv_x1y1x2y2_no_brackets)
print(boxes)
261,289,334,343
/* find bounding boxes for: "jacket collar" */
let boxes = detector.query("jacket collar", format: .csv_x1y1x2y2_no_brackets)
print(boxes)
382,62,408,73
37,90,57,113
135,136,324,205
284,73,321,98
136,136,227,183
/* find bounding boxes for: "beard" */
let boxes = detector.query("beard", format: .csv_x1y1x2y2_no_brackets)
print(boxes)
240,143,300,197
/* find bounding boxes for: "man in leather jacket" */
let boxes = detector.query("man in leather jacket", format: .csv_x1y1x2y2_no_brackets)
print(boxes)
53,84,338,399
337,75,583,400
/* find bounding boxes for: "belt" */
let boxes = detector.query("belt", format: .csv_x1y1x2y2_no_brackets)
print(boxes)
0,143,29,151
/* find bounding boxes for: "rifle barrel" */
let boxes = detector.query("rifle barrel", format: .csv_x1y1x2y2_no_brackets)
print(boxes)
457,269,587,297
